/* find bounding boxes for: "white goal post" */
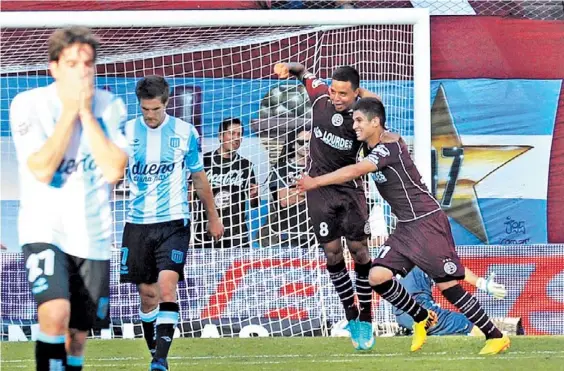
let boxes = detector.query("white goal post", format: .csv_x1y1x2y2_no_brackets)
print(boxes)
0,8,431,185
0,8,430,340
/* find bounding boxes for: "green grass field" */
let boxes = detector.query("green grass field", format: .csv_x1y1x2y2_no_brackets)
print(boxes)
2,336,564,370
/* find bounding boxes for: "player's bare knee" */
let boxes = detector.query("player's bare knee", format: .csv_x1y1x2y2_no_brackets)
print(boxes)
37,299,70,334
158,270,179,302
66,329,87,356
323,239,344,266
368,266,393,286
138,283,159,311
324,250,344,266
347,240,370,265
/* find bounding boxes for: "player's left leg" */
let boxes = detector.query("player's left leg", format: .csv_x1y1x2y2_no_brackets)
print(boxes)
416,212,509,355
121,222,160,357
369,265,437,352
152,271,181,371
68,256,110,371
436,280,510,354
346,238,373,350
65,329,87,371
23,243,72,371
344,189,374,350
151,219,191,371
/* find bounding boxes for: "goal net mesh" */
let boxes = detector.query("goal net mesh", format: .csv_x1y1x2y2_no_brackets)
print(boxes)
1,24,416,338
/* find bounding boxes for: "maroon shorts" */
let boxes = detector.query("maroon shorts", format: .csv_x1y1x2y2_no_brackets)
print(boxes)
373,211,465,282
307,185,369,244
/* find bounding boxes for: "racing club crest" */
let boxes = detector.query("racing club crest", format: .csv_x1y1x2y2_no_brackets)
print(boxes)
169,136,180,149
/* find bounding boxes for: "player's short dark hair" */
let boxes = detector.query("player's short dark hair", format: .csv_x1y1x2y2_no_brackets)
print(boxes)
48,26,99,62
218,117,243,135
353,97,387,129
135,75,170,104
331,66,360,90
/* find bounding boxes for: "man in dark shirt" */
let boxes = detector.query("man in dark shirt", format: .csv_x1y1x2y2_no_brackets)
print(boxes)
267,128,313,247
298,97,510,356
192,118,258,248
274,62,383,350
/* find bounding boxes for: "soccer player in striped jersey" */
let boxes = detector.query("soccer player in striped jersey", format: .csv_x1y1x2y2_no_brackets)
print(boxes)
9,27,129,371
298,97,510,355
274,62,383,350
120,75,223,371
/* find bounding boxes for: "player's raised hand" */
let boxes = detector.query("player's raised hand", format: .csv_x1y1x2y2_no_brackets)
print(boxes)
477,273,507,300
58,74,82,117
207,217,225,242
78,70,95,117
296,174,318,193
274,63,290,79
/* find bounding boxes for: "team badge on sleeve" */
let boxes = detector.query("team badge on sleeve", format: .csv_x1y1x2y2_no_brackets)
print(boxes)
443,260,458,275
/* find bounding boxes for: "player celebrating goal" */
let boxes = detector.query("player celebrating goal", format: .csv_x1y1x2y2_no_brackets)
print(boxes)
120,75,224,371
298,97,510,355
9,27,129,370
274,62,385,350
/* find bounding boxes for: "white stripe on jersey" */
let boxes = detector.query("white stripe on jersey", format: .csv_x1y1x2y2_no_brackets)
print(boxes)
142,122,162,219
9,83,128,260
125,114,203,224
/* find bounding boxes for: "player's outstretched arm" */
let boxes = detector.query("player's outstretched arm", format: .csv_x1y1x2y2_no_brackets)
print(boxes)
464,267,507,300
297,159,377,192
273,62,308,81
191,171,224,241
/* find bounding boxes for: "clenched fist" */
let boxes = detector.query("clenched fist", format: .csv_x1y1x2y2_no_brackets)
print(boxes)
273,63,290,79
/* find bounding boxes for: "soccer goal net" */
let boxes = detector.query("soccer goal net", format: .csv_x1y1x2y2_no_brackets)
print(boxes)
0,8,430,340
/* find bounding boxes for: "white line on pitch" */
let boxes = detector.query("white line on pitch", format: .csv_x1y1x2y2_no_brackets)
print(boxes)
3,350,564,363
3,355,564,368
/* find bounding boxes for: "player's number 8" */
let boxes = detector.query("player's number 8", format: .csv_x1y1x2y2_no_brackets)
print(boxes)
26,249,55,283
319,222,329,237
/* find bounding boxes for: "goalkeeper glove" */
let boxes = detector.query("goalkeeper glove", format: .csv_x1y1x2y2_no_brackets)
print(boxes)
476,273,506,300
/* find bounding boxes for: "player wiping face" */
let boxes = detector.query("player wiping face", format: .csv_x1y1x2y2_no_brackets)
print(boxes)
10,26,131,370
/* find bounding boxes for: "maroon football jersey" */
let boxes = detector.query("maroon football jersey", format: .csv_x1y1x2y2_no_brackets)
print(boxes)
362,139,441,222
302,73,362,188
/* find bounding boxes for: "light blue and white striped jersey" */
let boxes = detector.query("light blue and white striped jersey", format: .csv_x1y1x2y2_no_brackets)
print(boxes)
9,83,129,260
124,114,203,224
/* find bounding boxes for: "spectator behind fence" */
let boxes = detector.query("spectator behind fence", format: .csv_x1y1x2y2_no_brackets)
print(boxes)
260,128,314,247
192,118,259,248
